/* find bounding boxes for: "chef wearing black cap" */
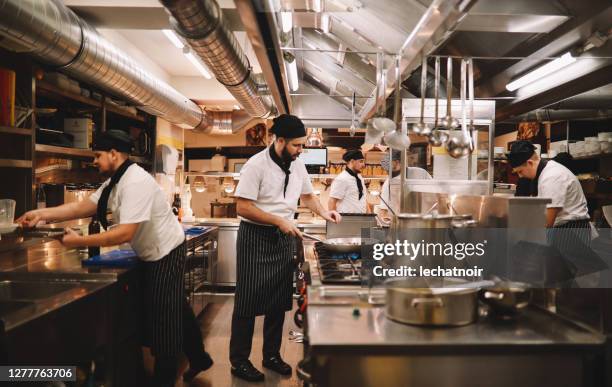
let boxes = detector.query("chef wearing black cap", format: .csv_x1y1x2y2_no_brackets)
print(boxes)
328,149,368,213
230,114,341,382
17,130,213,386
507,140,589,231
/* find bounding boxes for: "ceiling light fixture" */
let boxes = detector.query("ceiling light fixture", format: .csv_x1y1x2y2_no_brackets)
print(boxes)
185,52,212,79
312,0,322,12
284,53,299,91
506,52,576,91
280,11,293,33
233,104,241,110
162,29,184,49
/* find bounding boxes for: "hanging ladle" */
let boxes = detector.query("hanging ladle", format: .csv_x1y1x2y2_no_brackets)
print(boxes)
445,57,472,159
428,56,449,146
412,56,432,136
440,56,459,130
467,57,475,152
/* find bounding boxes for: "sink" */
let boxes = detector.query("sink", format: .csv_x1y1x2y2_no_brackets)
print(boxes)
0,281,77,301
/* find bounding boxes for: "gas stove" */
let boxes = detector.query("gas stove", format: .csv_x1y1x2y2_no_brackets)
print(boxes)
314,242,363,284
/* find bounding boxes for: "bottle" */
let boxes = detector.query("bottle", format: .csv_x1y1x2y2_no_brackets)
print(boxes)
36,184,46,209
36,184,46,225
172,193,182,221
88,216,101,258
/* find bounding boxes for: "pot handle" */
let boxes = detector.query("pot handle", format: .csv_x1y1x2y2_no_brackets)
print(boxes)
411,297,444,308
483,291,505,300
367,294,386,305
296,359,312,383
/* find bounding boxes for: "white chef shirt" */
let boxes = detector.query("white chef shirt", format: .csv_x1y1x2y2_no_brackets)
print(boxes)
538,160,589,226
89,163,185,262
234,147,314,222
329,170,367,213
380,167,432,211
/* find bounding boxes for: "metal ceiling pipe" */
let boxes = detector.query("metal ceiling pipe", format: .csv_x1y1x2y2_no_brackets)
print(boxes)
0,0,212,131
505,109,612,122
161,0,273,119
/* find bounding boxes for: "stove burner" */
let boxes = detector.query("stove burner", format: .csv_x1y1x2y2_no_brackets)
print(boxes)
314,242,363,284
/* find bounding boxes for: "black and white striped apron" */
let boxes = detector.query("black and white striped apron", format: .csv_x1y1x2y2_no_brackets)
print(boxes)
142,240,186,357
234,221,295,317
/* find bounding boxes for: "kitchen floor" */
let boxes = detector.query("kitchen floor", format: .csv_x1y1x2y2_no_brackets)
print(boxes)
177,296,303,387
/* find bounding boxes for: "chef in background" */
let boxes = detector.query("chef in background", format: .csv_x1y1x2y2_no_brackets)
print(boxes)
328,150,368,213
379,149,432,220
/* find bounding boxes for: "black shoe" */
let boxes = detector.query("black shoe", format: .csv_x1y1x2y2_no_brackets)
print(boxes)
262,356,292,376
183,353,214,382
231,361,265,382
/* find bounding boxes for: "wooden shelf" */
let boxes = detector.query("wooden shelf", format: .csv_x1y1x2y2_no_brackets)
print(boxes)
105,103,145,122
0,126,31,136
36,80,101,109
0,159,32,168
130,155,151,165
35,143,94,159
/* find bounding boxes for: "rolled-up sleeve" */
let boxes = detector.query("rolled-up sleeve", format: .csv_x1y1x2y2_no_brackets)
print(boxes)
539,173,565,208
329,177,346,200
235,162,261,200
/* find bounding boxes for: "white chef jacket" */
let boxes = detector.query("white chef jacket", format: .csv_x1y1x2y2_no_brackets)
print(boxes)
329,170,367,213
89,164,185,261
538,160,589,226
234,147,314,222
380,167,432,211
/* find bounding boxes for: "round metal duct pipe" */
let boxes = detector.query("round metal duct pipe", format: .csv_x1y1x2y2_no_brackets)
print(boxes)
0,0,212,131
161,0,273,119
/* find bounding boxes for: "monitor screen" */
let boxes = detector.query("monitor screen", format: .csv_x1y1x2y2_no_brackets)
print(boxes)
299,148,327,166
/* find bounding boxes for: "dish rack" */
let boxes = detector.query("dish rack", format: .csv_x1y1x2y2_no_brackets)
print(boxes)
184,227,218,315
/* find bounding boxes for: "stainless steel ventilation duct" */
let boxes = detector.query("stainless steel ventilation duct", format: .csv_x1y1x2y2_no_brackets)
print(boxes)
0,0,215,131
161,0,274,119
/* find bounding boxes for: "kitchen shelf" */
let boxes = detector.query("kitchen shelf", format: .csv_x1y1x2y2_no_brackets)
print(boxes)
35,144,94,159
130,155,151,164
36,80,101,109
184,171,388,180
105,103,145,122
571,153,612,160
0,159,32,168
0,126,31,136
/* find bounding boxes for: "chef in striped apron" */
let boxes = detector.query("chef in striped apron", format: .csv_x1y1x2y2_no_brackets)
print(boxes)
508,141,593,272
18,130,213,386
230,114,341,382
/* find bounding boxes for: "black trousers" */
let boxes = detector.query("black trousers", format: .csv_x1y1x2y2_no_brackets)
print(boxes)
152,297,209,387
229,310,285,365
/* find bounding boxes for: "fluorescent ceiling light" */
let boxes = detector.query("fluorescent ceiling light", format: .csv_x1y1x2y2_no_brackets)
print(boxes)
506,52,576,91
312,0,322,12
162,29,184,49
285,55,299,92
321,13,330,33
185,52,212,79
280,11,293,33
233,104,240,110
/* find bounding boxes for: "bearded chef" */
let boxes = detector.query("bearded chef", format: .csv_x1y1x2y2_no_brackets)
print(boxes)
328,149,368,213
229,114,341,382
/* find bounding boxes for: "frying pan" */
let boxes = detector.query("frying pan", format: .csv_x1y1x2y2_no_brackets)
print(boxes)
302,233,379,254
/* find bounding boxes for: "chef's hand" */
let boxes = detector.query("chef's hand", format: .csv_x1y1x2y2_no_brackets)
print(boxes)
16,209,45,228
61,227,83,248
321,210,342,224
277,218,303,239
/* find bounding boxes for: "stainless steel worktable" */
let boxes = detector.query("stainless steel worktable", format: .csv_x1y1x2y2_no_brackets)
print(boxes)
307,305,605,351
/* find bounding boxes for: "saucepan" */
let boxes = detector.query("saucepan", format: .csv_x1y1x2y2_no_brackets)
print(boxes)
479,280,532,318
302,232,380,254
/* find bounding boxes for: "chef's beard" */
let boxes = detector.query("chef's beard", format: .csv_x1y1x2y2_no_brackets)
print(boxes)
281,146,297,164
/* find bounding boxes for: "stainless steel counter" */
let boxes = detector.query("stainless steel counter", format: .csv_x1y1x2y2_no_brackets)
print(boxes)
307,305,605,350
